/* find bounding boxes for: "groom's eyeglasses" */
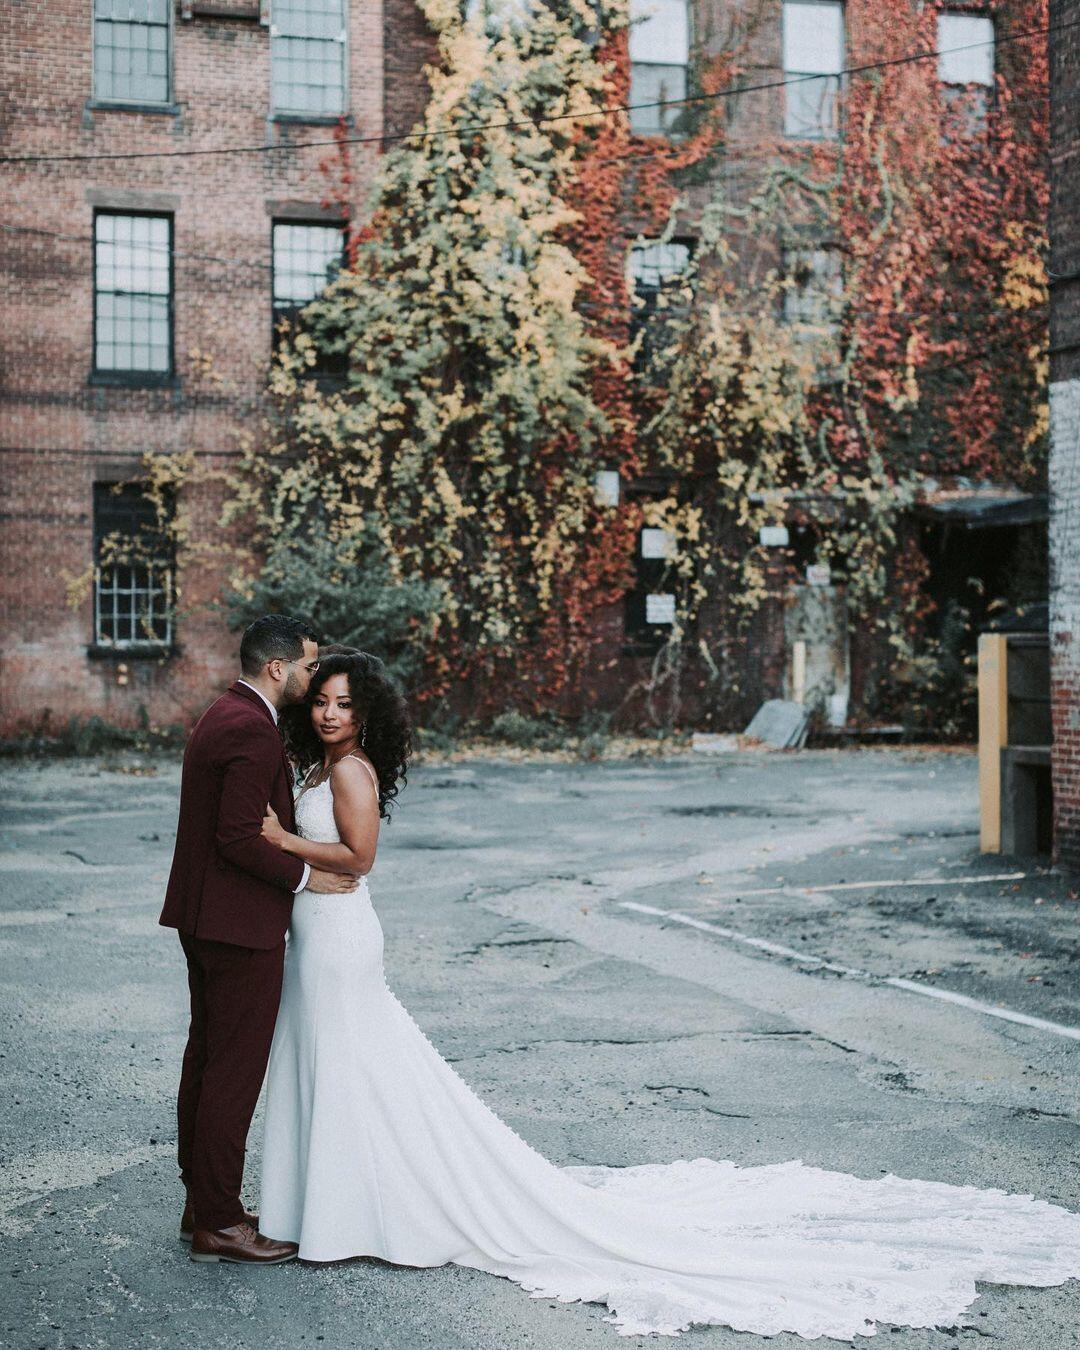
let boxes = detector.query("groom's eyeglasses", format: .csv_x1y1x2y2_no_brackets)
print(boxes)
277,658,321,674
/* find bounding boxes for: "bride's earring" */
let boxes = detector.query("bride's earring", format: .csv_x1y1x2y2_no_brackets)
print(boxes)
360,723,367,748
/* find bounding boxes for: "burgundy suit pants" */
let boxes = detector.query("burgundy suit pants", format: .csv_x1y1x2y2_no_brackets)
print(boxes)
177,932,285,1231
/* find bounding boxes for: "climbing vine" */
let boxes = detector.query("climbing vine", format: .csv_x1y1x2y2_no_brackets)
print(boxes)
225,0,629,713
616,0,1048,728
219,0,1047,732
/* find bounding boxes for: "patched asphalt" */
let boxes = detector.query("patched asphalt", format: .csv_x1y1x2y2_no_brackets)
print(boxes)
1,747,1078,1349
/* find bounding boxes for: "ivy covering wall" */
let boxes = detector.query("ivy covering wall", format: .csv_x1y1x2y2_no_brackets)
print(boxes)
215,0,1048,734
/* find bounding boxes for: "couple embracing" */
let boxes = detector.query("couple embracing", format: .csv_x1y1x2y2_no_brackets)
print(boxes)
159,615,398,1263
160,615,1080,1341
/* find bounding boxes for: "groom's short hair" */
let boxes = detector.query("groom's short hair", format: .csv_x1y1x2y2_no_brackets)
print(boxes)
239,615,319,676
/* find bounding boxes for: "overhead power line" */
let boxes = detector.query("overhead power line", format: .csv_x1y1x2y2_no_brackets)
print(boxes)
0,75,1055,220
0,221,275,274
0,15,1067,167
0,78,1055,213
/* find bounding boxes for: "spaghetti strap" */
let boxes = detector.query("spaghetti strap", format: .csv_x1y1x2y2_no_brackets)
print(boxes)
344,752,379,794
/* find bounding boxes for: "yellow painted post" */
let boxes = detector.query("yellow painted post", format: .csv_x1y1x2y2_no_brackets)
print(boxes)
792,639,807,705
978,634,1009,853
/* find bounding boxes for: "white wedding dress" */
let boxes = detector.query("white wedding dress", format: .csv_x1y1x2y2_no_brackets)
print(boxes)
259,770,1080,1340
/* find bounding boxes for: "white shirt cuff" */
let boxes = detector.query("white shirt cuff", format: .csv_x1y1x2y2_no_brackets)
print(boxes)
294,863,311,893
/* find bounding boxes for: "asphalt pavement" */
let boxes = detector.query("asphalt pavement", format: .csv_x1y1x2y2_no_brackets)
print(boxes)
1,746,1078,1349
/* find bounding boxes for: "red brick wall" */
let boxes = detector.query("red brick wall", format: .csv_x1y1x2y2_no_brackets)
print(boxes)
0,1,385,735
382,0,435,140
1049,0,1080,866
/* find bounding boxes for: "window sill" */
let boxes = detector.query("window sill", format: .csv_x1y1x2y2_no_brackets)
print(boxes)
270,112,351,127
89,370,180,391
87,644,179,662
85,99,181,118
630,129,688,142
782,132,842,145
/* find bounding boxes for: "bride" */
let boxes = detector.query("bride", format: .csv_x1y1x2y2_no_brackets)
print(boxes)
257,650,1080,1340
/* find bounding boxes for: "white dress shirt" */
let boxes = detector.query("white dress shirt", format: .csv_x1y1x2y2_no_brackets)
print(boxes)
237,679,310,893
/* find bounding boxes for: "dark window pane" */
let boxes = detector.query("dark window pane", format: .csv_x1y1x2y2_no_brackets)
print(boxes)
628,238,692,371
92,482,174,648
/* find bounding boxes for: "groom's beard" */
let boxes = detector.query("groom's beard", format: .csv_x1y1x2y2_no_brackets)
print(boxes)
282,671,306,706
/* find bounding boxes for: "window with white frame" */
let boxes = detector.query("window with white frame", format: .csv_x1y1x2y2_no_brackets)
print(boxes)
93,482,174,650
629,0,690,137
782,1,845,140
93,212,172,378
594,469,621,507
93,0,171,105
938,12,994,128
272,220,347,372
271,0,347,117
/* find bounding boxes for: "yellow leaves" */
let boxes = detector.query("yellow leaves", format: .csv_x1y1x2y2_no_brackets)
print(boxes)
63,564,95,612
431,463,475,523
1000,220,1049,313
1023,388,1049,456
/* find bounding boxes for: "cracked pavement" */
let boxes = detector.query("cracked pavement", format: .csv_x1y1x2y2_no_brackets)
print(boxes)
1,747,1078,1349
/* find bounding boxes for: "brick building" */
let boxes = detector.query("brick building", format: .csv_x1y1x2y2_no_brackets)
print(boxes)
1050,0,1080,866
0,1,1047,738
0,0,387,735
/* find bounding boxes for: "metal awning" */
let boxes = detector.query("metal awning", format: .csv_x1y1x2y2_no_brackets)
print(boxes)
914,478,1047,529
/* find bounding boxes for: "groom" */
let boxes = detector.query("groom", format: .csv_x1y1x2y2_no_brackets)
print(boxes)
160,615,359,1264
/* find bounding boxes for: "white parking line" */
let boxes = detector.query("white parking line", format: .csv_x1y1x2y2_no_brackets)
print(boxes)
619,902,1080,1043
695,872,1031,903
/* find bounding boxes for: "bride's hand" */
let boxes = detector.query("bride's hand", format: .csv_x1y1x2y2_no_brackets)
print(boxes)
261,804,289,849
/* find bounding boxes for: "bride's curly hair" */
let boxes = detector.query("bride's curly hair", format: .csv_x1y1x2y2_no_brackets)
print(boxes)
281,650,411,819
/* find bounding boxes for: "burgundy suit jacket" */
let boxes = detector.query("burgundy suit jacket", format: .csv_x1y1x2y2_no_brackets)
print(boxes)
159,682,305,949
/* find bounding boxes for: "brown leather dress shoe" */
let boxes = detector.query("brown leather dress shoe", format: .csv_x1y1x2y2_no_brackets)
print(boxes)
190,1221,298,1265
180,1197,258,1243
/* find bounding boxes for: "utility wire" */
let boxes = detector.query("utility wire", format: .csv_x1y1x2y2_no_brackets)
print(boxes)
0,15,1067,167
0,80,1053,202
0,81,1054,218
0,79,1053,270
0,221,276,274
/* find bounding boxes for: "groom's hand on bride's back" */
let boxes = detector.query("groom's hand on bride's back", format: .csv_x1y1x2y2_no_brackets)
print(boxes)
306,868,360,894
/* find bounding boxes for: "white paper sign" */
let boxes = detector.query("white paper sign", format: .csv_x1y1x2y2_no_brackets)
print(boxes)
641,527,675,559
594,470,620,507
806,562,832,587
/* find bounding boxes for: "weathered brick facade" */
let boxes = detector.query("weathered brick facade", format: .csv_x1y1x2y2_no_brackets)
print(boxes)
0,0,392,735
382,0,436,139
1049,0,1080,866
